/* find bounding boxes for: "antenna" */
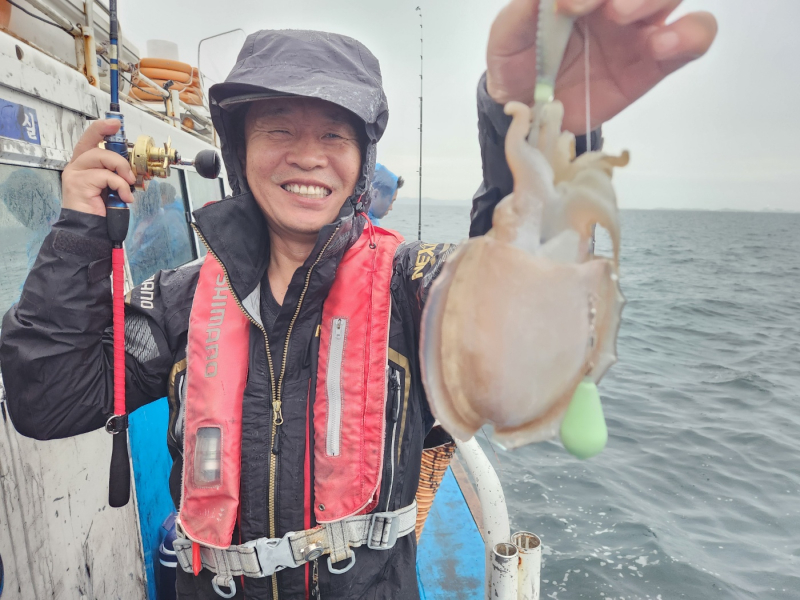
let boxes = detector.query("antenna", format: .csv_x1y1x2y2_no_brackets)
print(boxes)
416,6,423,241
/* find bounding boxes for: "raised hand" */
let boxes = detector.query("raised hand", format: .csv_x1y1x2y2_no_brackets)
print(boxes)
486,0,718,133
61,119,136,216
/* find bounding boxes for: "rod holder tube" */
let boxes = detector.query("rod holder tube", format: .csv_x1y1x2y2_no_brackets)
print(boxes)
454,437,510,600
491,542,519,600
512,531,542,600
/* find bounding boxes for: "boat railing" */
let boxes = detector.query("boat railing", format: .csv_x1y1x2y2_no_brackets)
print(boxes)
455,437,542,600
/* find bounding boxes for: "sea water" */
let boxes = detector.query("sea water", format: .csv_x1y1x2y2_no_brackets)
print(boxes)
382,202,800,599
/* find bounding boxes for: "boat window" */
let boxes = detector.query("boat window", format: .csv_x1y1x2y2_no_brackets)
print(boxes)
185,171,225,257
0,164,61,314
126,170,195,286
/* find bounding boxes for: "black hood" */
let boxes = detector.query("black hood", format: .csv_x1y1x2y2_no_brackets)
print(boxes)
209,29,389,215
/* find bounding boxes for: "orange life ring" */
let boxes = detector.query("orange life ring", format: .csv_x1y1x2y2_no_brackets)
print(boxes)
130,84,205,106
139,57,193,75
179,91,204,105
131,58,206,106
138,67,193,85
129,86,166,101
136,77,190,92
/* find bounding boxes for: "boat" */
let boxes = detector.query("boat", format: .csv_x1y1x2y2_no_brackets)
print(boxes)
0,2,535,598
0,1,228,597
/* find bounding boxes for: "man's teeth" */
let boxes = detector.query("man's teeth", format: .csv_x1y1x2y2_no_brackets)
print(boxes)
282,183,331,198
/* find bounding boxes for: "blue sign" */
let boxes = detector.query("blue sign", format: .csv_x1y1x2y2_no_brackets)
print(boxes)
0,98,40,145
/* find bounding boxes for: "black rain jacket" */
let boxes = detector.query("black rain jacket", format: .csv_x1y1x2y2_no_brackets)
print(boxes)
0,29,598,600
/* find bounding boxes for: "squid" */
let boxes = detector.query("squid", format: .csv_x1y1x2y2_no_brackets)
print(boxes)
419,63,628,449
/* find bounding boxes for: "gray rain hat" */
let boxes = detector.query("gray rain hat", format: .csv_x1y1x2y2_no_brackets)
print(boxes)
209,29,389,211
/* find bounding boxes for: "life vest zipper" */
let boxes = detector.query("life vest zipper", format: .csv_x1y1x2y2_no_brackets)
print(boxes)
195,224,339,600
269,226,338,599
193,225,281,597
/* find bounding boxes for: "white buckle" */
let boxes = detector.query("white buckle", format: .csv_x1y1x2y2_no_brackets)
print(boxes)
243,532,298,577
367,512,400,550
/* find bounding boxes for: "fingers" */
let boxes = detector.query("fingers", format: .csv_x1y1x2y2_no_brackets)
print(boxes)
61,168,135,216
557,0,606,17
63,121,138,216
604,0,682,25
83,171,135,205
649,11,718,66
559,0,683,25
70,147,136,185
71,118,122,161
488,0,539,57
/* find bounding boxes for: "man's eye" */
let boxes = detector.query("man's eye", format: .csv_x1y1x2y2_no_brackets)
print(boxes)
323,133,344,139
270,130,291,135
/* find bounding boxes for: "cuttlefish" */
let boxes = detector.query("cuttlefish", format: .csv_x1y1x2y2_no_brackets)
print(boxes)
420,100,628,449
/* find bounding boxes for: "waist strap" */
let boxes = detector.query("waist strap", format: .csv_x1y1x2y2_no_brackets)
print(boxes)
173,501,417,598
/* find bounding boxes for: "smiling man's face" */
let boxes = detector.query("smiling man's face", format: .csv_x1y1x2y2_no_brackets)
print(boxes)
242,97,363,240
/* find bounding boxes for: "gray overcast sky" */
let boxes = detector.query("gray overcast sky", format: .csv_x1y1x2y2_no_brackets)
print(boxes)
120,1,800,211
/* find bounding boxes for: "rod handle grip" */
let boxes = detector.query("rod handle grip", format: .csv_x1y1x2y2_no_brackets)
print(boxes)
109,429,131,507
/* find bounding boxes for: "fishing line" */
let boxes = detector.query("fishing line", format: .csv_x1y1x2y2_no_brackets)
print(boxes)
481,426,503,468
584,19,591,150
584,20,597,256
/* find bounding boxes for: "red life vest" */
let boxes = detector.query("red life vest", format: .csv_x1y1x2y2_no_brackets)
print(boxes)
178,227,403,549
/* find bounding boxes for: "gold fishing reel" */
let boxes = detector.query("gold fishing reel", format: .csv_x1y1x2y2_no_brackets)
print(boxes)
98,133,221,190
128,135,180,189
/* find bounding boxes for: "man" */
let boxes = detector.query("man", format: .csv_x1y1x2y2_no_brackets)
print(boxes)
368,163,404,225
0,1,716,598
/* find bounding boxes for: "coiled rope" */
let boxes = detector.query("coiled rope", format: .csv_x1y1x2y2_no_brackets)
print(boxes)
130,57,204,106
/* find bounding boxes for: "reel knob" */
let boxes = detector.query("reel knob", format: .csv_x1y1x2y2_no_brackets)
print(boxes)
193,149,221,180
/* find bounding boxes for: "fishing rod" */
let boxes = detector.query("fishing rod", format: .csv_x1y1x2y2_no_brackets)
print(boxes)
416,5,423,241
103,0,132,509
102,0,220,508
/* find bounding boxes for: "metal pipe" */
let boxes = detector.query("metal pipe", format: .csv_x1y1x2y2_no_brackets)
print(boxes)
82,0,98,86
512,531,541,600
166,88,181,125
455,437,510,600
85,0,93,28
133,72,170,99
196,28,245,105
74,30,86,81
180,103,213,128
490,542,519,600
23,0,81,35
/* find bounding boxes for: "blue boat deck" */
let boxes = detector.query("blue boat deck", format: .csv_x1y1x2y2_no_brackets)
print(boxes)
416,467,484,599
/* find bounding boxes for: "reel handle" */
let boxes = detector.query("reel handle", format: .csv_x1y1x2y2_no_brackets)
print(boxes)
180,149,222,180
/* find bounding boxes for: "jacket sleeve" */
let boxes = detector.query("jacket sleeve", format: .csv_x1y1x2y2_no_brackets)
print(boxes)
0,209,177,440
396,241,458,335
469,72,603,238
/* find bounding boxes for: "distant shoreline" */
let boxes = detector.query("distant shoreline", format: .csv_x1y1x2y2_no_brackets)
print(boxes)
395,198,800,214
